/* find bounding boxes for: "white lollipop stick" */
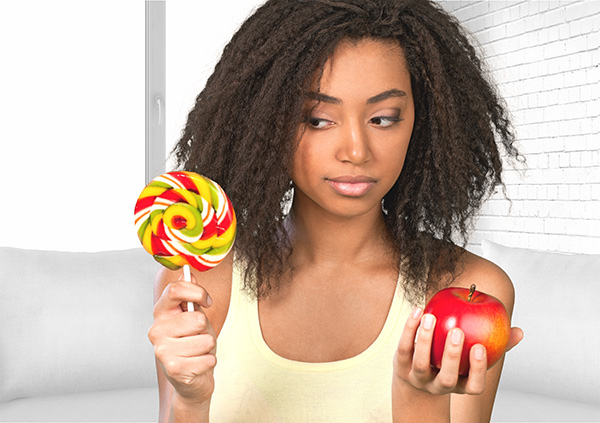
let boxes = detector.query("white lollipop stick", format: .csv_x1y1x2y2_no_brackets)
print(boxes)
183,264,194,312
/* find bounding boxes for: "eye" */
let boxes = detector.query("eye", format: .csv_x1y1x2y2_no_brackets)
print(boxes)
370,116,403,128
307,117,333,129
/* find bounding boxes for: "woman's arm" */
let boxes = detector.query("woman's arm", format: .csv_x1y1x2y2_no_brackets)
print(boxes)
149,269,216,422
150,256,233,422
392,252,524,423
448,254,523,422
153,269,176,423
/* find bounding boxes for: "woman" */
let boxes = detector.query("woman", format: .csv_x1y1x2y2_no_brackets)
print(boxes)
148,1,524,421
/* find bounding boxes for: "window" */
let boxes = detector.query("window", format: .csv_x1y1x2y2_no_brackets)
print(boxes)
0,0,145,251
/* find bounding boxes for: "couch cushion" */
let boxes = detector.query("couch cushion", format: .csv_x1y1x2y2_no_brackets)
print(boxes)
0,387,158,422
492,388,600,422
482,240,600,406
0,247,160,402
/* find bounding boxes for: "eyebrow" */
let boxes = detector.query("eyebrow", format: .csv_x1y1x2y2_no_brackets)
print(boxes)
308,89,407,105
367,89,407,104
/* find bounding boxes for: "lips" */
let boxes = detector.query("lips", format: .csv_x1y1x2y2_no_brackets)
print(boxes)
326,175,376,197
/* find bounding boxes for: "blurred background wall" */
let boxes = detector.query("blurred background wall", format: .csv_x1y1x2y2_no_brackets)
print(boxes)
1,0,597,255
438,0,599,255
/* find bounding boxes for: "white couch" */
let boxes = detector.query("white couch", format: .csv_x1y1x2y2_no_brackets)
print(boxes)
0,248,160,422
0,242,599,422
481,240,600,423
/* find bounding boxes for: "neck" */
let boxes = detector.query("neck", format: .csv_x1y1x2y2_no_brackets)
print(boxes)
287,201,393,269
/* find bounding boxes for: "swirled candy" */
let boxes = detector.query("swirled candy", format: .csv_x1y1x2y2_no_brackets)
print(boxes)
134,171,236,272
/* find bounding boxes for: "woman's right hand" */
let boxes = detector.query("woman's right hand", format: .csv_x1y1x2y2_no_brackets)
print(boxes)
147,274,217,406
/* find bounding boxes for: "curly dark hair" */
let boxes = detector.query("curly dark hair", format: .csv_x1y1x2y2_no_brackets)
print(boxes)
172,0,519,303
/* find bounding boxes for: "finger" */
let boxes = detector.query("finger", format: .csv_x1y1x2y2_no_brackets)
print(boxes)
395,308,422,369
435,328,464,390
461,344,487,395
412,313,436,380
154,281,213,317
161,353,217,382
177,271,205,312
180,270,194,312
149,308,214,345
154,332,216,364
187,353,218,375
172,333,217,357
506,327,524,352
171,309,215,337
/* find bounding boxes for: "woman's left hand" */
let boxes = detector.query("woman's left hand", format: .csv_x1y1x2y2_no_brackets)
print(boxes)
393,307,523,396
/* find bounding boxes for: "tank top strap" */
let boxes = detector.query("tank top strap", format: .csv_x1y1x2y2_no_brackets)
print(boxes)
215,256,245,342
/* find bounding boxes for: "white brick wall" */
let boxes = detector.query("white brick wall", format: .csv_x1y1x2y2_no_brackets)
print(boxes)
439,0,599,255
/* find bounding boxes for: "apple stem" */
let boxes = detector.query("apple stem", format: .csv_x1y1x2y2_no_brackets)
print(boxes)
468,284,476,301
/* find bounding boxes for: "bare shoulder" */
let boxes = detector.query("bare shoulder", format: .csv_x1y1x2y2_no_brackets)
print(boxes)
450,248,516,315
153,254,234,336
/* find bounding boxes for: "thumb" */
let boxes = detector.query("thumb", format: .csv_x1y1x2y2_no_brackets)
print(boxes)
177,266,211,311
506,327,524,352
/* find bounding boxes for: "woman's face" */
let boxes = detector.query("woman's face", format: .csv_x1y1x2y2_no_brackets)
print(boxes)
291,38,415,221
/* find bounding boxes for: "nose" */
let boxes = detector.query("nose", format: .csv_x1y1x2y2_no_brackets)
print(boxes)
336,119,371,165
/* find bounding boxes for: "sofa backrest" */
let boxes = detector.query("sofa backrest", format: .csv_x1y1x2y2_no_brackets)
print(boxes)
482,239,600,405
0,247,160,402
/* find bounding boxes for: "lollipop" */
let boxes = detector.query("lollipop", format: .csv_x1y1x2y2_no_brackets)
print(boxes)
134,171,236,310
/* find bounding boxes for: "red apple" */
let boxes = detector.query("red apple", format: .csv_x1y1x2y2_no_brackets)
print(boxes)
423,284,510,376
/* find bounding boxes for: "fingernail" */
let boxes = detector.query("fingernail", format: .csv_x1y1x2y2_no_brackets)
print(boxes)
423,314,435,330
412,307,422,320
451,329,463,345
474,345,485,360
206,293,213,307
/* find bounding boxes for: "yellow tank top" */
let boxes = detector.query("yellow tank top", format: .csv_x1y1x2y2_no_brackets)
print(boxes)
210,261,413,422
